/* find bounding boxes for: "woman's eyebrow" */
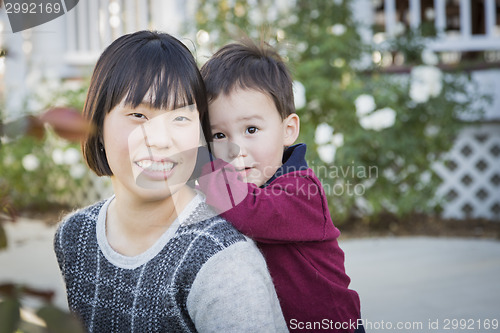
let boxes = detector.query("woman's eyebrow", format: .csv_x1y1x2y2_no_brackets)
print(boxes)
171,104,197,112
123,101,154,110
130,102,196,112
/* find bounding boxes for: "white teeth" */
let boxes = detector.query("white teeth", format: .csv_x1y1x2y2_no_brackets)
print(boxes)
137,160,174,172
137,160,152,169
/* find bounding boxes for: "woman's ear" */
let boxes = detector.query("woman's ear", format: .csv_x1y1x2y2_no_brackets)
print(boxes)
283,113,300,147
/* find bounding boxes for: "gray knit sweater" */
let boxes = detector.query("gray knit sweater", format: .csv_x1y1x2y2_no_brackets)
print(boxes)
54,194,287,332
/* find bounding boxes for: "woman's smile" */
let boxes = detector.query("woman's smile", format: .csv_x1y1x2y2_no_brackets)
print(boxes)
134,158,178,181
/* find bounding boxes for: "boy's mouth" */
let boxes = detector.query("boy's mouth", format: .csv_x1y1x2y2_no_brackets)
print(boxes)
234,166,252,176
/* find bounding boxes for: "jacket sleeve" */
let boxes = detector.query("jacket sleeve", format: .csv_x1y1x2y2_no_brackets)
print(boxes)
198,160,337,243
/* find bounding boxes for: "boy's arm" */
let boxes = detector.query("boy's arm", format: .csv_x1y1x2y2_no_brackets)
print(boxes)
199,160,337,243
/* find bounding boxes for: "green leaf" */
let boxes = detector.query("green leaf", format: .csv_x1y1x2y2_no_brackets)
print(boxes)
0,298,20,333
37,305,85,333
0,225,7,250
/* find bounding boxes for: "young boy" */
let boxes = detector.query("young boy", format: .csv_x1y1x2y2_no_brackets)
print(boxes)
199,40,364,332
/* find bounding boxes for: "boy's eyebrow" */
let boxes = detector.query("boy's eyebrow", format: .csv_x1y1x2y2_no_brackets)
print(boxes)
210,114,264,129
235,114,265,122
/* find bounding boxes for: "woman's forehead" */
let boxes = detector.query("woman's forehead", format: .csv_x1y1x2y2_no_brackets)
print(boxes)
118,96,197,113
121,88,196,111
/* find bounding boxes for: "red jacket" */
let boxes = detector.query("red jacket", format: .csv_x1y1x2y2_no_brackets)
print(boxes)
199,144,361,332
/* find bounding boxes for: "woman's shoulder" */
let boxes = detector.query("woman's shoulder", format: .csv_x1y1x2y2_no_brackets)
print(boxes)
55,199,107,237
179,201,248,247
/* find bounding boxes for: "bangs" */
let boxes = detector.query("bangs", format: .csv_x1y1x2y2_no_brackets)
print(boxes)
107,37,198,111
123,69,196,111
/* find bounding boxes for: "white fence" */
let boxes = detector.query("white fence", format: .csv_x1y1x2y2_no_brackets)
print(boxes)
63,0,192,65
430,67,500,221
434,123,500,221
382,0,500,52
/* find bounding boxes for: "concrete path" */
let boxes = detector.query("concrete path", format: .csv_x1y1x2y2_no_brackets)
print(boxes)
342,237,500,332
1,219,500,332
0,219,67,309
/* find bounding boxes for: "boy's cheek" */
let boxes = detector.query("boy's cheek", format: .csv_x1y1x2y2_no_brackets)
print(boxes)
211,141,231,161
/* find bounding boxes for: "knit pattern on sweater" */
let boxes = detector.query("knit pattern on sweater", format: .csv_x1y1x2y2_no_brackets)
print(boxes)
54,200,246,332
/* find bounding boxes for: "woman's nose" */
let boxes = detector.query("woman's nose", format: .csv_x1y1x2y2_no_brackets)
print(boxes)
142,115,172,149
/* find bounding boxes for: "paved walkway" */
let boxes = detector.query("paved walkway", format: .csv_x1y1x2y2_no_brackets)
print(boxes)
1,219,500,332
0,219,67,309
343,237,500,332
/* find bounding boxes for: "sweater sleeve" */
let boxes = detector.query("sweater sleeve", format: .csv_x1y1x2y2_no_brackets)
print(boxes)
53,221,66,277
186,239,288,333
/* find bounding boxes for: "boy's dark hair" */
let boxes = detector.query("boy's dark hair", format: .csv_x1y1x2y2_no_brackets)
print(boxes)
200,38,295,120
82,30,210,176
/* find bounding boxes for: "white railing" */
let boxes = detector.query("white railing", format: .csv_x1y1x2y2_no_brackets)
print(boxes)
383,0,500,52
65,0,500,67
64,0,188,65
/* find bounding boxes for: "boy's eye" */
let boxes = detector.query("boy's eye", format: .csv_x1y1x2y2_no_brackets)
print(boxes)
213,132,226,140
246,126,258,134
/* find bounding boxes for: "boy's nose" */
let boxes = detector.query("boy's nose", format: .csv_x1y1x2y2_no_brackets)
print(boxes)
228,140,246,159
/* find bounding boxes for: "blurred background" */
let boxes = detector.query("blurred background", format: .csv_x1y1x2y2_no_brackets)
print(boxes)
1,0,499,222
1,0,500,331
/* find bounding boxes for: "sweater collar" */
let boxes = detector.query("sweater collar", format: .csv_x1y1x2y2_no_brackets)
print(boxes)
262,143,309,187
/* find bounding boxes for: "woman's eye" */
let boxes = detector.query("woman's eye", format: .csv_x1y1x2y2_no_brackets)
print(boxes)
174,116,189,122
130,113,147,119
213,132,226,140
246,126,258,134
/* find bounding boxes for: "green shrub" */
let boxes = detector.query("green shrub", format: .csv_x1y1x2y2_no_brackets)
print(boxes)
194,0,489,223
0,78,91,211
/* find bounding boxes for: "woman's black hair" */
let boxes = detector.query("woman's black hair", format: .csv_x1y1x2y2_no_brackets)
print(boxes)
82,30,209,176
